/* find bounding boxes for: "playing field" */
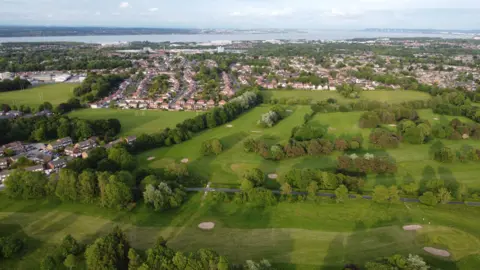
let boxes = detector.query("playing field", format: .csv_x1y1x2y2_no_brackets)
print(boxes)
69,109,198,136
0,83,78,106
0,193,479,269
261,90,432,104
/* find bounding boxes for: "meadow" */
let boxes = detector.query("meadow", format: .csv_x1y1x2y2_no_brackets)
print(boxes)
261,89,432,104
1,193,479,269
69,109,198,136
0,83,78,106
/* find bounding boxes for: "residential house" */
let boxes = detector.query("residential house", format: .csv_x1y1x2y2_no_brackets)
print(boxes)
64,146,82,158
195,100,206,110
186,99,195,105
25,165,45,173
160,103,169,110
47,158,68,171
0,158,8,169
105,138,124,149
0,170,12,183
6,110,22,118
9,153,27,163
47,137,73,151
75,139,97,151
207,100,215,108
218,100,227,107
2,141,26,154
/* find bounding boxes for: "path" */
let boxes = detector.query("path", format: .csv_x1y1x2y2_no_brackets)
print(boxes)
185,188,480,206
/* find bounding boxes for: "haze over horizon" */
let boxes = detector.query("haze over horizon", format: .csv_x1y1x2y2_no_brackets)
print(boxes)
1,0,479,30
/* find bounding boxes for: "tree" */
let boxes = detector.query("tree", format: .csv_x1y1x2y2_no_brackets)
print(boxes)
280,182,292,195
143,183,186,212
388,186,400,203
128,248,143,270
107,147,136,170
64,254,77,270
306,181,319,200
78,170,97,203
102,179,132,210
240,179,254,192
41,256,57,270
437,188,452,204
419,191,438,206
243,168,265,187
372,185,390,203
334,185,348,203
85,227,130,270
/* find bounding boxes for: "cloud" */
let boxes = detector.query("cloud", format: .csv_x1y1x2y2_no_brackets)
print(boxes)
149,8,159,12
95,11,101,16
119,2,129,8
229,7,293,17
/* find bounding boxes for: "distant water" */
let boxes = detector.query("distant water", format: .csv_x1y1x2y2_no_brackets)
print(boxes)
0,30,473,44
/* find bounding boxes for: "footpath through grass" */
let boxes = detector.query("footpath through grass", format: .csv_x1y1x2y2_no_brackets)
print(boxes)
0,83,78,107
69,109,198,136
0,194,479,269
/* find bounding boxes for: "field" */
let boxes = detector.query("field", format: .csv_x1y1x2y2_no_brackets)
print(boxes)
261,90,432,104
1,193,480,269
0,83,78,106
69,109,198,136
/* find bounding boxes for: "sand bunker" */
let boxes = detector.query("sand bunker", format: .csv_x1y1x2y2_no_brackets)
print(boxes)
226,124,233,128
423,247,451,257
434,117,439,121
198,222,215,230
389,124,397,127
403,225,423,231
181,158,189,163
268,174,278,179
147,157,155,161
286,109,293,113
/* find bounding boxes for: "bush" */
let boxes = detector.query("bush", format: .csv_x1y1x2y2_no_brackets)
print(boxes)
200,138,224,156
291,124,327,141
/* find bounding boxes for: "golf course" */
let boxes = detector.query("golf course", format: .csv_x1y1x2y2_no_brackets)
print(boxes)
2,89,480,269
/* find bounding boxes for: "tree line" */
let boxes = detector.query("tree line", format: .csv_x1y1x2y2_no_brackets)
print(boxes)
132,91,262,153
40,227,276,270
0,77,31,92
0,114,121,145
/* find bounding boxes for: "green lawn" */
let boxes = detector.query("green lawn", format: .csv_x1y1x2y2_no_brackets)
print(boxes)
0,194,479,269
0,83,78,106
261,90,431,104
69,109,198,136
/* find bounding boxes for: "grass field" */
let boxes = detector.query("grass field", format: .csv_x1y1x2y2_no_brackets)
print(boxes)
69,109,198,136
261,90,432,104
0,194,479,269
0,83,78,106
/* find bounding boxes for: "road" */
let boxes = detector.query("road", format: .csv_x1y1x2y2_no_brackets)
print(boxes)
185,187,480,206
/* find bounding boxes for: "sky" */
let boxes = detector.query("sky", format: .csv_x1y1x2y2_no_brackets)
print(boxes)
1,0,479,29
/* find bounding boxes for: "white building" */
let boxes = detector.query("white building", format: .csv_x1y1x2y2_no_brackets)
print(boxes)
217,46,225,53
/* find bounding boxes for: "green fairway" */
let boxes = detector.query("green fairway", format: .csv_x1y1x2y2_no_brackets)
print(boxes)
261,90,431,104
0,83,78,106
0,194,479,269
137,105,330,187
69,109,198,136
